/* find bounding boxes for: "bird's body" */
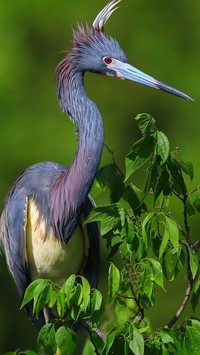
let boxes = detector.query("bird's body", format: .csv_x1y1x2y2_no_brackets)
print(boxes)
26,197,87,285
1,162,100,296
0,0,192,328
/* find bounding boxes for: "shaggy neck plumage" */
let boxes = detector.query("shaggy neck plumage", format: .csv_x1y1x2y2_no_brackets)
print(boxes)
49,62,104,241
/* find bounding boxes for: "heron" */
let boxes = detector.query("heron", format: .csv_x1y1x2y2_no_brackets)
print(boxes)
0,0,192,328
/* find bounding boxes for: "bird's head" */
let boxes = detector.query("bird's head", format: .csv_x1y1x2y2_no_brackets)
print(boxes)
72,25,128,77
58,0,192,101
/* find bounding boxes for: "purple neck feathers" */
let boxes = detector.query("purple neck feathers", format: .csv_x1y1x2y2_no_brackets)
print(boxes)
49,57,104,241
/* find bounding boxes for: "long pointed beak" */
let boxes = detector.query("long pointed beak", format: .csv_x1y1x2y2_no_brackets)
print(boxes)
109,59,193,101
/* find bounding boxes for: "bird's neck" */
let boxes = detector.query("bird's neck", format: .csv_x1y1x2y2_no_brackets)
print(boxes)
50,67,104,240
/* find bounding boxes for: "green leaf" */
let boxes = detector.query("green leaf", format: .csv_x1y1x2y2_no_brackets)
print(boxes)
179,153,194,180
142,212,155,249
135,236,146,261
60,274,76,307
70,304,82,321
80,276,91,311
21,279,50,309
142,262,154,299
192,189,200,213
183,318,200,353
107,165,125,203
94,164,125,202
55,326,76,355
85,204,120,235
164,248,174,275
168,152,186,196
57,291,66,318
191,277,200,311
149,258,165,290
33,284,51,317
165,215,179,248
125,135,154,180
135,113,156,135
108,263,120,303
7,352,38,355
37,323,56,355
111,234,122,247
159,228,170,259
193,197,200,213
102,331,117,355
90,179,104,197
72,284,83,306
193,276,200,294
174,248,185,277
123,184,146,214
82,339,96,355
153,166,171,204
125,215,135,244
120,240,132,258
160,329,175,345
186,195,196,216
143,159,169,202
91,289,102,312
48,284,59,308
129,328,144,355
156,130,170,164
188,247,199,279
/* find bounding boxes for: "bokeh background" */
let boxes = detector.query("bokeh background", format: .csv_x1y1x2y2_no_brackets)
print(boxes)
0,0,199,352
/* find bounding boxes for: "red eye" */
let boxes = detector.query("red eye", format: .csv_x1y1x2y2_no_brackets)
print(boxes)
103,56,112,65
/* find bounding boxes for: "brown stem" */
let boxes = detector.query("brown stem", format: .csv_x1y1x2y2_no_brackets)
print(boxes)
165,281,192,328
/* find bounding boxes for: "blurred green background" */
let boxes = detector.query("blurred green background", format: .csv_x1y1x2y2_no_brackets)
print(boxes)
0,0,199,352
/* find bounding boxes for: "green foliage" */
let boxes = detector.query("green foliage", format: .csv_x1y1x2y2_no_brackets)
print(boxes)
8,114,200,354
3,351,37,355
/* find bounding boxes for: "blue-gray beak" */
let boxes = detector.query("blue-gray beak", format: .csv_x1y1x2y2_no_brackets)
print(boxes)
108,58,193,101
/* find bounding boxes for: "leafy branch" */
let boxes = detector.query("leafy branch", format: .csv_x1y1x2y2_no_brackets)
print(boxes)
87,113,200,352
7,113,200,354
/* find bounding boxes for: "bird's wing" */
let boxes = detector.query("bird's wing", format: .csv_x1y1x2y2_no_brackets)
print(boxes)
0,192,47,327
0,194,28,298
81,195,100,289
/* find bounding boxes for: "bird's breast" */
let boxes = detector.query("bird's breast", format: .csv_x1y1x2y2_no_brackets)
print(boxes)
25,198,88,286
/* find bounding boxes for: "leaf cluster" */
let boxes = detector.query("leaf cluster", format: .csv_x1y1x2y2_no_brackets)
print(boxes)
86,113,200,353
20,275,103,355
6,114,200,354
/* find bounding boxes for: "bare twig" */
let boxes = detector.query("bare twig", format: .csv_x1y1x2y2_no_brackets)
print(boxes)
191,240,200,252
104,143,125,177
117,293,134,300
